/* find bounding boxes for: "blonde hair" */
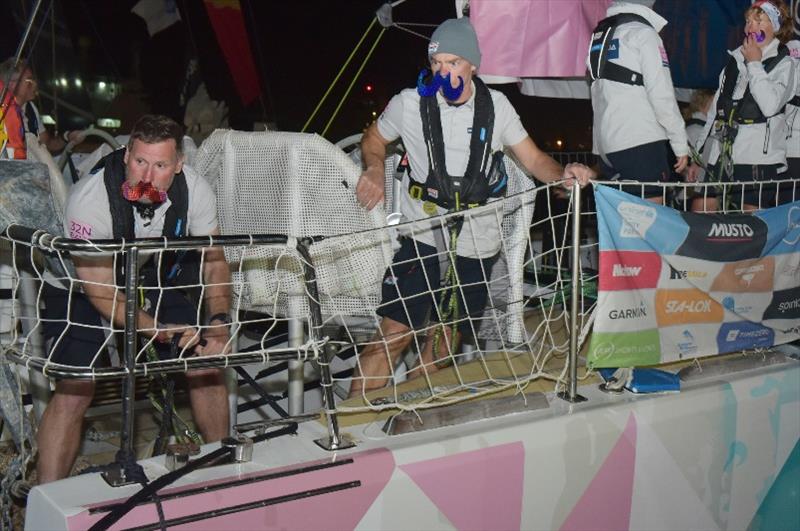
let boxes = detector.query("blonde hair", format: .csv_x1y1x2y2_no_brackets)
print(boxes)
746,0,793,44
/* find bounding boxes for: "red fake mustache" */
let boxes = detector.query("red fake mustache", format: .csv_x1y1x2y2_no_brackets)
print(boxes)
121,181,168,204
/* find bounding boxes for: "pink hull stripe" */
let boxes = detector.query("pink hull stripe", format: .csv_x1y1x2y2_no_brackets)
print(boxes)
400,442,525,531
67,448,395,530
560,414,637,531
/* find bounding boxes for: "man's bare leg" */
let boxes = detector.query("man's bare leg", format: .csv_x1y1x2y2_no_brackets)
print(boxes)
348,317,414,398
408,324,461,380
187,368,229,442
37,380,95,483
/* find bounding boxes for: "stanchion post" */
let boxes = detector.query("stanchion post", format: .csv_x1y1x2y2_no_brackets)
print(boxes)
558,182,588,404
295,239,354,451
102,246,142,486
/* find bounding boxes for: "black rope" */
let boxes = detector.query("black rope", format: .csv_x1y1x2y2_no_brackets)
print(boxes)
89,423,298,531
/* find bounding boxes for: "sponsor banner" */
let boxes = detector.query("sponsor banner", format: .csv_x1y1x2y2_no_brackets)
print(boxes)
598,250,661,291
676,212,768,261
754,202,800,256
588,329,661,369
593,290,658,333
595,186,688,253
659,324,720,361
717,322,776,353
593,187,799,367
709,257,775,293
655,288,725,327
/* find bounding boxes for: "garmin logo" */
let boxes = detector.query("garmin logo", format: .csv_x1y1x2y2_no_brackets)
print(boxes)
613,264,641,277
609,303,647,320
665,299,712,314
708,223,754,240
778,298,800,313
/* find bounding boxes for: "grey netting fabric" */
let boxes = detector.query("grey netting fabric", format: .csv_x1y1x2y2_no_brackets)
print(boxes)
475,155,538,345
0,160,63,235
193,130,392,321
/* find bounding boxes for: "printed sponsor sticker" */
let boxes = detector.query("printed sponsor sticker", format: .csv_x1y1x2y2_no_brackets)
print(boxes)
655,288,724,327
599,250,661,291
717,321,775,353
658,45,670,66
763,286,800,321
607,38,620,60
709,256,775,293
617,201,656,238
676,212,767,261
588,329,661,368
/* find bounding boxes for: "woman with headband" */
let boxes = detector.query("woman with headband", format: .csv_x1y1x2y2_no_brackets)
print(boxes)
688,0,795,211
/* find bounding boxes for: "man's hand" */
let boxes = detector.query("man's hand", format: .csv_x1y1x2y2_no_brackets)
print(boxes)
355,166,385,211
196,328,231,356
742,34,763,63
686,163,703,183
157,323,202,350
562,162,595,188
674,155,689,174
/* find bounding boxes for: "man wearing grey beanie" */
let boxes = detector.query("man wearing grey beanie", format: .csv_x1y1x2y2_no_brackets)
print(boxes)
349,17,595,398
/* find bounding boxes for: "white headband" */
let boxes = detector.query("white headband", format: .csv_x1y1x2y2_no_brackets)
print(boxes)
754,1,781,32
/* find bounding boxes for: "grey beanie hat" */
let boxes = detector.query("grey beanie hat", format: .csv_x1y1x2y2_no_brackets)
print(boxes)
428,18,481,68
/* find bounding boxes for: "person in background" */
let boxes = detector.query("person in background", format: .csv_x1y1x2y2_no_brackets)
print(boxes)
688,0,795,212
588,0,689,204
781,39,800,204
682,89,716,211
0,57,83,159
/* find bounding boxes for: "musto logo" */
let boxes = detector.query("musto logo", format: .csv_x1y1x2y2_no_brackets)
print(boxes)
677,213,766,261
707,223,754,241
656,288,724,326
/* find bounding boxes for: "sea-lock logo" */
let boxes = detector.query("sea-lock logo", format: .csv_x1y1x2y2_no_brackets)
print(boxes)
656,288,724,326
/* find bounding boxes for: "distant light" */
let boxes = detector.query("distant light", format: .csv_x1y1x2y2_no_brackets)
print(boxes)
59,77,68,87
556,139,563,148
96,118,121,128
371,111,377,117
98,81,107,91
75,78,82,88
40,114,56,125
365,84,373,92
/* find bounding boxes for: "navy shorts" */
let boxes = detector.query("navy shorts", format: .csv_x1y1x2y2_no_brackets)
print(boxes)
705,163,783,208
600,140,673,198
42,280,197,368
780,158,800,205
378,238,498,335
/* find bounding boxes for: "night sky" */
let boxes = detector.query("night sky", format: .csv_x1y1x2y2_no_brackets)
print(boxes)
7,1,593,149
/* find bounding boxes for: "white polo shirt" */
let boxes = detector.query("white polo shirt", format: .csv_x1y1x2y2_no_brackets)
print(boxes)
377,82,528,259
65,162,218,242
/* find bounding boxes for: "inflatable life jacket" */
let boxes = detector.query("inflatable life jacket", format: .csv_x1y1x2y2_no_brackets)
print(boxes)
0,95,27,160
588,13,653,86
716,45,790,124
407,76,508,211
92,148,192,287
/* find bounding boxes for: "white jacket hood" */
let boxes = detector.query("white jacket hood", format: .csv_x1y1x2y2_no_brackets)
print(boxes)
607,3,667,33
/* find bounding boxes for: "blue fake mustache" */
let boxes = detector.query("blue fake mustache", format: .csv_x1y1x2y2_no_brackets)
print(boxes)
416,70,465,100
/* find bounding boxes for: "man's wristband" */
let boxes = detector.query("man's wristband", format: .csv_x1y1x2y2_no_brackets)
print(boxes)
62,130,71,143
206,312,232,327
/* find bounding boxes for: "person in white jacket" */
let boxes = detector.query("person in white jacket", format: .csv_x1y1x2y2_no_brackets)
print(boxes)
588,0,688,204
781,39,800,204
688,0,795,211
